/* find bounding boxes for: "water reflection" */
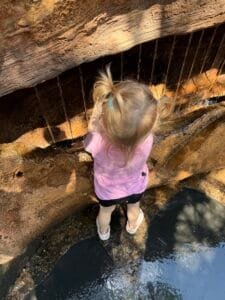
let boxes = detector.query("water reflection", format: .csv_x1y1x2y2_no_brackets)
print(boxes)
32,188,225,300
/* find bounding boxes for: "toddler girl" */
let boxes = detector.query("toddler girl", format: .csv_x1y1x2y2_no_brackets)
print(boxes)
84,66,159,240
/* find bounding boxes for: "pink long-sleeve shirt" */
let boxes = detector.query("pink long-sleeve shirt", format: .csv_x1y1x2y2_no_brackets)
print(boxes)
84,132,154,200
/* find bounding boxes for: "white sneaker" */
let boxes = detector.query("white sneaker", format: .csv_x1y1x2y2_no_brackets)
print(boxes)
96,218,110,241
126,209,144,234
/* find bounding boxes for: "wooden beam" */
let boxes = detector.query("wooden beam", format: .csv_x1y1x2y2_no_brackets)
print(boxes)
1,0,225,96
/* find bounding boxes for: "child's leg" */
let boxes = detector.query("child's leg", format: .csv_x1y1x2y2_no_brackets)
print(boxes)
127,202,141,230
97,205,116,234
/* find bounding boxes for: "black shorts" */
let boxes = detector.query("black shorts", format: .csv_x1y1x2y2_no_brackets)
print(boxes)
97,193,144,207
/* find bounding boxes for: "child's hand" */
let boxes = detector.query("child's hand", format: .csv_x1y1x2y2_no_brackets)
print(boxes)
88,100,103,132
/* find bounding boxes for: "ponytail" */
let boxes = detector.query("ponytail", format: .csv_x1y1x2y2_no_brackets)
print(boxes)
93,64,124,114
93,65,115,103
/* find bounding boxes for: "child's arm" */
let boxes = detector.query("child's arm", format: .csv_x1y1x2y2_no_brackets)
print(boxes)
88,100,103,132
84,100,103,156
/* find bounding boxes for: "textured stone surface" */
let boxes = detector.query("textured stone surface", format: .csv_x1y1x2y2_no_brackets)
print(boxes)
0,103,225,264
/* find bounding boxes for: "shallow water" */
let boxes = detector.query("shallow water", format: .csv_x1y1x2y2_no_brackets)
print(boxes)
28,188,225,299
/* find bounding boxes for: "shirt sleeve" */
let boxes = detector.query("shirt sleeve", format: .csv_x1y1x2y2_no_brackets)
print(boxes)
142,133,154,157
83,132,102,157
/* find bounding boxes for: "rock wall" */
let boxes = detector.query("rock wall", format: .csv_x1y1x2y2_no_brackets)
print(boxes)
1,96,225,264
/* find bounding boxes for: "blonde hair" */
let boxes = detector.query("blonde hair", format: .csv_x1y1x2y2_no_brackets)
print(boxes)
93,66,172,161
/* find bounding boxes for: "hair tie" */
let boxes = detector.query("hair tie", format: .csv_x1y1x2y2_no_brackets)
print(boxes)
107,96,114,109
